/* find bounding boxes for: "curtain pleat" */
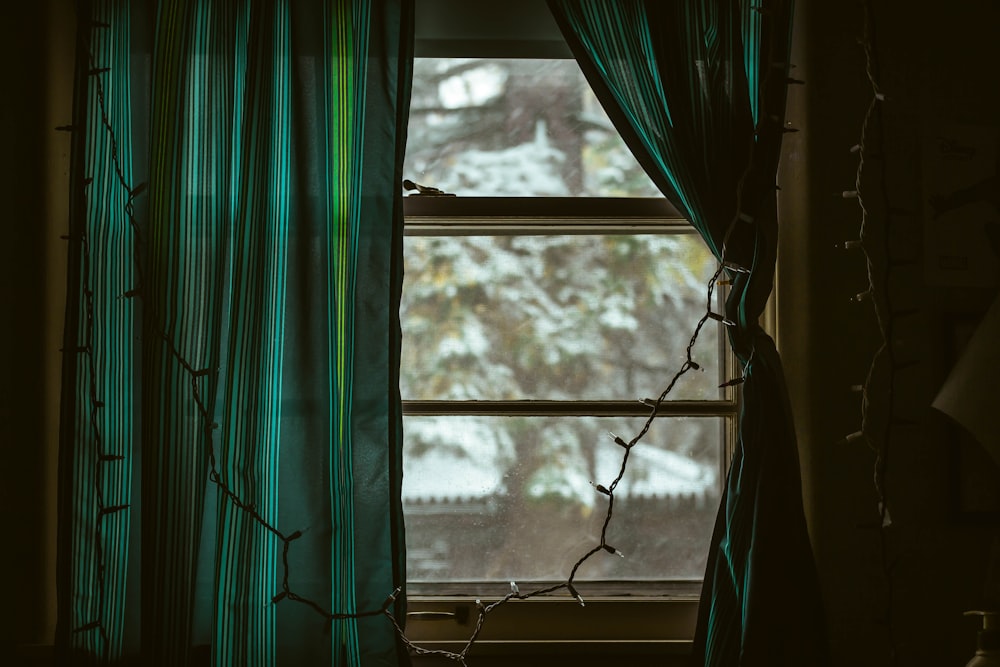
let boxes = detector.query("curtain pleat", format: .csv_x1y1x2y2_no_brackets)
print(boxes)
548,2,829,665
342,3,413,661
57,1,413,665
142,2,233,663
211,2,290,665
327,5,367,659
56,1,136,662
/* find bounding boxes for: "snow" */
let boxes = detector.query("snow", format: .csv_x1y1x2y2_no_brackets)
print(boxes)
438,61,506,109
595,445,715,499
403,449,504,503
399,58,721,507
440,121,570,197
404,437,716,504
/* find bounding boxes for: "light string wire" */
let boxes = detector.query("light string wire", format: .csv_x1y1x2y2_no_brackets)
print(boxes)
846,1,905,664
58,9,118,662
390,2,795,657
67,4,790,664
76,17,396,641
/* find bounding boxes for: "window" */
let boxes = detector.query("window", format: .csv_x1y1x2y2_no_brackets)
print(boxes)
400,4,735,661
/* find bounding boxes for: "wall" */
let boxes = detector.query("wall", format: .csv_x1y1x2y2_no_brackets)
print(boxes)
1,0,73,659
780,1,1000,665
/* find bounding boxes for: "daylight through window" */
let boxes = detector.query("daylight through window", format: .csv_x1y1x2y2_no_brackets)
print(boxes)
400,58,735,593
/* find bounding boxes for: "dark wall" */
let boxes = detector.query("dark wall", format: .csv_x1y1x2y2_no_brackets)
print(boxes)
780,1,1000,665
1,0,73,657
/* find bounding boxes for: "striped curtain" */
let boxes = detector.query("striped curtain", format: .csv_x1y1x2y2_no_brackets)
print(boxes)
548,1,829,665
56,1,413,665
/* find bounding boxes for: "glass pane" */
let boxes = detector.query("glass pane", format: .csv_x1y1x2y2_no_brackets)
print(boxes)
400,234,723,401
405,58,661,197
402,415,723,582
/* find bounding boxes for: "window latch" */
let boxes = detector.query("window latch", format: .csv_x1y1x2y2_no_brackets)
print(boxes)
403,179,456,197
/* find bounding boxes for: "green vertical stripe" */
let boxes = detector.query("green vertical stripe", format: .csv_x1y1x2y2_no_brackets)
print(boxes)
328,2,370,663
212,2,290,665
66,0,135,660
559,2,709,255
61,1,413,663
143,1,230,663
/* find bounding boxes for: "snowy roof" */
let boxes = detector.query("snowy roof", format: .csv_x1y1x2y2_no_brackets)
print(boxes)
402,444,716,504
403,450,504,503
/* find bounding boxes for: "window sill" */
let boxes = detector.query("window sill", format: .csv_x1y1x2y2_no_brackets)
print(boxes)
405,594,699,653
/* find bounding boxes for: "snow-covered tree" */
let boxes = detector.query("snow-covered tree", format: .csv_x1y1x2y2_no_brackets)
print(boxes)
401,58,723,582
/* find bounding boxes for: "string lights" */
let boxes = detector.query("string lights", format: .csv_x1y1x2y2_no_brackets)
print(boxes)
841,1,908,664
389,25,794,656
58,15,121,662
66,7,796,665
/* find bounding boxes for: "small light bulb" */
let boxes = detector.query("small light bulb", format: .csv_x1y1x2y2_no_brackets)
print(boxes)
609,432,630,448
842,190,859,199
708,312,736,327
567,584,585,607
590,482,611,496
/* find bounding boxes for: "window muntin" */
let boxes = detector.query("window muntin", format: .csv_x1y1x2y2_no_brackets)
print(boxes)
399,200,733,591
400,54,731,654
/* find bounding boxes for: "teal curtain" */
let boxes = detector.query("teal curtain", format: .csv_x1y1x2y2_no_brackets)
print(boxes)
548,1,828,665
56,1,413,665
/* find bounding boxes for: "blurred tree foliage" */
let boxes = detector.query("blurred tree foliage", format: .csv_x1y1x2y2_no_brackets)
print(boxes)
401,59,724,582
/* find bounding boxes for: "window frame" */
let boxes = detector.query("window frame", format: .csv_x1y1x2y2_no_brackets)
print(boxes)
401,6,742,657
401,196,738,660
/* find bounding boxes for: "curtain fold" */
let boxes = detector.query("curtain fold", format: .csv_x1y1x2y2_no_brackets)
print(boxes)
56,1,413,665
548,1,828,665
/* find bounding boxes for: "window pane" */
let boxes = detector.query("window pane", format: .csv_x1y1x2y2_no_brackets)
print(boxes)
400,234,723,401
403,415,723,582
405,58,661,197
